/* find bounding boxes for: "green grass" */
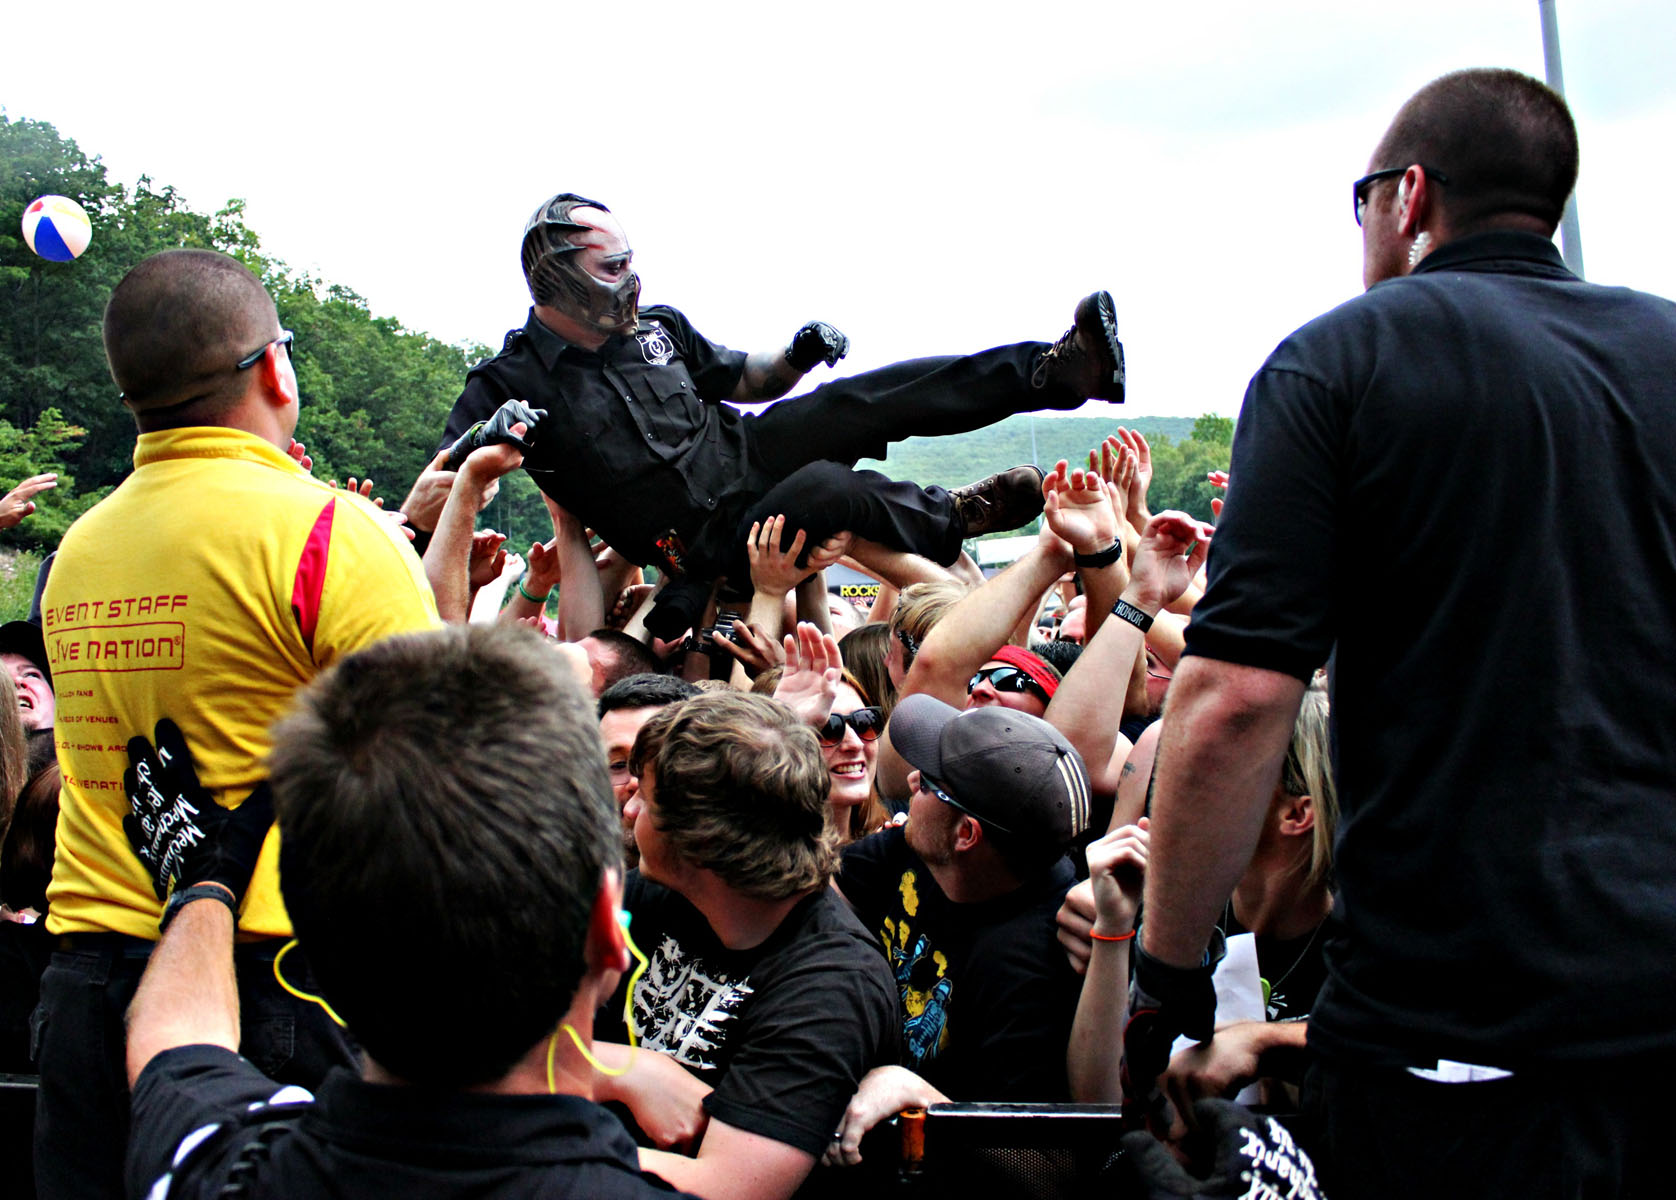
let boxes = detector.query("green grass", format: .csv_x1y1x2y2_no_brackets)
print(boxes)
0,550,44,624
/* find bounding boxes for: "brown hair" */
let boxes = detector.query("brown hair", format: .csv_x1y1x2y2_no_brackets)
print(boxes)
840,622,898,720
0,673,26,843
269,624,619,1087
634,691,838,900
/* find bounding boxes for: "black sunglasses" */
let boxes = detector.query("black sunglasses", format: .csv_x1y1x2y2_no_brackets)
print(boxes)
236,329,296,371
817,706,884,748
1352,166,1449,227
894,627,919,669
918,774,1014,835
968,665,1049,703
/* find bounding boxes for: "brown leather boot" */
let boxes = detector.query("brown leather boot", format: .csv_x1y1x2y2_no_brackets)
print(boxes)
951,465,1047,538
1030,291,1125,403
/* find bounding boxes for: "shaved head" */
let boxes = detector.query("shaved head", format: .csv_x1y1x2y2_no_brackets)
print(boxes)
1373,69,1577,235
104,249,279,416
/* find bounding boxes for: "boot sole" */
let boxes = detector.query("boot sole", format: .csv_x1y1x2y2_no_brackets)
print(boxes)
1076,290,1127,403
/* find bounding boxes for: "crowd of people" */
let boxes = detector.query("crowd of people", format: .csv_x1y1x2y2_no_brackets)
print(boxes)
0,65,1668,1200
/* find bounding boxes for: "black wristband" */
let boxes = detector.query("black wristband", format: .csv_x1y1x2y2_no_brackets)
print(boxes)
1110,598,1155,632
1073,541,1123,569
159,883,238,936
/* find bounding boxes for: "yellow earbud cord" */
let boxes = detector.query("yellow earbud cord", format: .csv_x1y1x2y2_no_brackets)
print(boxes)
272,939,348,1028
546,911,650,1091
272,915,649,1085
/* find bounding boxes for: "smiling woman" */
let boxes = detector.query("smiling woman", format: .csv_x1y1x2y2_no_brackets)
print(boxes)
755,666,890,843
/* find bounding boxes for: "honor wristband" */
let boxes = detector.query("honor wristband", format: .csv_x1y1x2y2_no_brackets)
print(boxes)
1110,598,1155,633
1073,542,1123,569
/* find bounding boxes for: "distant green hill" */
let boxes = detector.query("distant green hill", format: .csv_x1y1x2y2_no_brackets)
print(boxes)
857,414,1197,493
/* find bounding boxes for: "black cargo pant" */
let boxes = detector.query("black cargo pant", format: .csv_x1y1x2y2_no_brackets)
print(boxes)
648,341,1060,637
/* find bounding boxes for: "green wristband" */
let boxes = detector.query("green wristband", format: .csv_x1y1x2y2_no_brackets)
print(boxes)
516,577,551,605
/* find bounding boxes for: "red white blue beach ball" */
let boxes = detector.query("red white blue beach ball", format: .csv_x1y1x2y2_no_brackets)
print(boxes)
22,195,92,262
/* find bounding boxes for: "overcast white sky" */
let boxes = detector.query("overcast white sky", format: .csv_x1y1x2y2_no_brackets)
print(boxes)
7,0,1672,419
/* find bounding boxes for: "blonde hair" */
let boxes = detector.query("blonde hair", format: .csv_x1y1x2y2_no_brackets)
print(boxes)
888,579,970,649
1279,681,1337,889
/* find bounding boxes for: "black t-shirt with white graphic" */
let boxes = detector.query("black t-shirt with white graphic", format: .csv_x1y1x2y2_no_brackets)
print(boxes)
127,1044,691,1199
600,873,900,1157
836,827,1081,1101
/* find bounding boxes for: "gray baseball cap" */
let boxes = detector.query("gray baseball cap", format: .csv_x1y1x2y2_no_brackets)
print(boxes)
891,694,1091,845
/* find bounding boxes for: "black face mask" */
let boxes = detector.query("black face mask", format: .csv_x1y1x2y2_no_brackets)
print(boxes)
529,252,641,337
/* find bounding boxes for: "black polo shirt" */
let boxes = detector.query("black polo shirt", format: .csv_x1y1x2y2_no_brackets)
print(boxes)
443,306,760,570
128,1044,693,1199
1186,231,1676,1068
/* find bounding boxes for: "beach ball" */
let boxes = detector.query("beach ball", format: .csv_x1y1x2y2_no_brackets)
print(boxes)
22,195,92,262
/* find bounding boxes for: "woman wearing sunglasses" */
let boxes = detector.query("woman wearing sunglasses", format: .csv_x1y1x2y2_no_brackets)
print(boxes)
760,625,891,843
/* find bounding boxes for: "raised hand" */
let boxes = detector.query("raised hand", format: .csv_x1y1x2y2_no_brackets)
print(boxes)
1087,818,1149,940
122,719,273,910
713,619,786,676
1043,460,1122,559
442,399,546,471
772,621,842,727
747,514,813,597
0,473,56,529
1128,512,1213,612
1116,427,1153,529
468,529,509,590
786,320,850,371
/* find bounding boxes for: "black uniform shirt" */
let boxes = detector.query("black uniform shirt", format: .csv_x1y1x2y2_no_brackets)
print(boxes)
443,306,758,570
1185,231,1676,1068
127,1044,694,1199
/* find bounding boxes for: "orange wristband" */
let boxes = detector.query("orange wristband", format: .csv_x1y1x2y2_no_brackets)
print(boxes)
1089,928,1136,943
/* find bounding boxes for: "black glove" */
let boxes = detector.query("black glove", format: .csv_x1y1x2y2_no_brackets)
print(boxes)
122,719,274,908
1118,1099,1326,1199
785,321,849,372
1122,929,1227,1117
441,399,546,471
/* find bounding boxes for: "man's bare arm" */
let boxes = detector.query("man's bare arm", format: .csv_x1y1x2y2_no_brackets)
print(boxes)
125,896,239,1087
1140,657,1306,967
641,1118,816,1200
875,536,1071,801
731,349,806,402
730,321,849,403
423,433,525,623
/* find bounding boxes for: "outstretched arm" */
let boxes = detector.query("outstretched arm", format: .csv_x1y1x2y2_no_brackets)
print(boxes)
126,897,239,1086
1045,512,1210,796
1067,820,1148,1101
875,529,1072,802
731,321,849,402
424,429,526,623
120,724,272,1085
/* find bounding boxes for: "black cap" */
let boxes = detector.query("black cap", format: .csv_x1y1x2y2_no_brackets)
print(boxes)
891,694,1090,845
0,620,48,685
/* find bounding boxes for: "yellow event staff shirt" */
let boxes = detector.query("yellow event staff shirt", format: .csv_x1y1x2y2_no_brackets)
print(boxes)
43,427,441,939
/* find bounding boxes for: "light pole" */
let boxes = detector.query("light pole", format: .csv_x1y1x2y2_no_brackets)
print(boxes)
1538,0,1586,277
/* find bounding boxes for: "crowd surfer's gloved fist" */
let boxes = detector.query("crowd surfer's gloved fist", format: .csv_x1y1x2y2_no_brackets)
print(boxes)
786,321,850,371
442,399,547,471
123,718,275,931
1121,928,1227,1122
1119,1098,1326,1199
